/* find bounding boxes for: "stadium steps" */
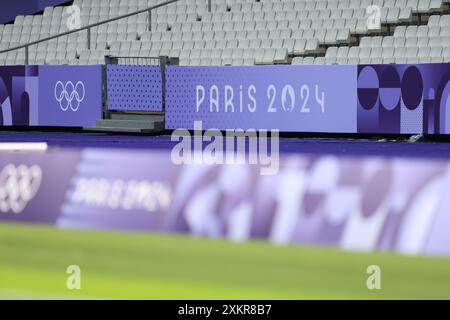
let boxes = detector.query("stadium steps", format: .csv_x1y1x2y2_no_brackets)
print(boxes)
109,113,165,122
83,115,165,133
297,2,450,61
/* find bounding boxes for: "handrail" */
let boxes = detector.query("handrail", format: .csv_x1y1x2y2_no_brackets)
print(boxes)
0,0,179,64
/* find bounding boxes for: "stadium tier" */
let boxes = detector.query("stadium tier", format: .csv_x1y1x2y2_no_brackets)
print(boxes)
322,15,450,64
0,0,448,66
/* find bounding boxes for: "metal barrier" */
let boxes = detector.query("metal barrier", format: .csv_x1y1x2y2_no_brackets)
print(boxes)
105,56,179,66
104,55,179,115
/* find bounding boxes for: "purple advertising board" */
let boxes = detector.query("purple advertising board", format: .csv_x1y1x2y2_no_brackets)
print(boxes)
0,66,38,126
165,65,358,133
38,65,103,126
357,63,450,134
0,150,80,224
1,148,450,257
57,149,180,231
3,63,450,133
0,65,103,127
166,63,450,135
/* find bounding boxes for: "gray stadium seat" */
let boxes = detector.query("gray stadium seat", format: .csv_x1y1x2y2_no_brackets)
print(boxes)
0,0,447,66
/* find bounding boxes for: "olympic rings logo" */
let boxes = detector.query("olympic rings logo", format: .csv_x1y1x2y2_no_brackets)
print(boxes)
54,81,85,112
0,164,42,214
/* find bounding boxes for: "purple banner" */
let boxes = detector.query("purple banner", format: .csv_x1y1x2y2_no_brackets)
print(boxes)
3,63,450,132
358,63,450,134
0,65,103,127
166,63,450,135
0,151,80,224
58,149,180,231
38,65,103,127
166,65,358,133
1,148,450,257
0,66,38,126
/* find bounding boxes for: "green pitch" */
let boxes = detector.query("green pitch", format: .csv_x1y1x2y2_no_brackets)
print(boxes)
0,222,449,300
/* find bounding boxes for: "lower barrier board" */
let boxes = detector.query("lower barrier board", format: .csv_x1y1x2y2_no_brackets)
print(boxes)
0,65,103,127
165,63,450,135
0,148,449,257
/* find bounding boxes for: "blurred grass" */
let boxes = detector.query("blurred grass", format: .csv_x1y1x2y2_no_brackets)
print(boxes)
0,222,450,300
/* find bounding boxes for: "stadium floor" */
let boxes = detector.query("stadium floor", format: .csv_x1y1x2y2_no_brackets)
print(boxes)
1,222,450,300
1,131,450,159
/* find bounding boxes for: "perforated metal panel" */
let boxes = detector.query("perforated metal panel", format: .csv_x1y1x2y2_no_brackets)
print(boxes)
107,65,163,112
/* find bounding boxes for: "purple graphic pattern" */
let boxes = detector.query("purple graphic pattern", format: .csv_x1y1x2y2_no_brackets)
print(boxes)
0,65,103,127
165,65,357,132
0,149,449,257
358,63,450,134
165,63,450,134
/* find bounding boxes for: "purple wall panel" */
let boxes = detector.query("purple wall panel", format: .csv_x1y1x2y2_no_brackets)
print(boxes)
0,66,39,126
107,65,163,112
165,65,358,132
357,63,450,134
0,150,81,224
2,62,450,132
0,65,103,127
38,65,103,126
165,63,450,135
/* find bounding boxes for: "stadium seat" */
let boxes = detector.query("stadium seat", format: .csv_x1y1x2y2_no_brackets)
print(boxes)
0,0,447,66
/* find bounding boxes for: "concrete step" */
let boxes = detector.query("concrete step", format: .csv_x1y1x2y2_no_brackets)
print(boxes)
84,113,165,133
83,126,159,133
109,113,165,122
96,119,164,130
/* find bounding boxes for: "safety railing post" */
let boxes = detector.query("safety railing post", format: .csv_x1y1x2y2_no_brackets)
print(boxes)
102,63,109,120
87,27,91,50
148,9,152,31
25,46,29,65
160,56,168,112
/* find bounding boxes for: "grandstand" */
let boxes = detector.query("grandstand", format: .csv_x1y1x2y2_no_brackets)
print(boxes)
0,0,448,66
322,13,450,64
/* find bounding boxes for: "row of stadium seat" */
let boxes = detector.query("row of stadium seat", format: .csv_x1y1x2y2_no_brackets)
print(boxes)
73,0,443,12
5,44,450,66
0,0,447,66
323,13,450,64
0,47,290,66
321,46,449,64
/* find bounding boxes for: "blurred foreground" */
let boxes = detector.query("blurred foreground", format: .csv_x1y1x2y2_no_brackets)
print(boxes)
1,222,449,300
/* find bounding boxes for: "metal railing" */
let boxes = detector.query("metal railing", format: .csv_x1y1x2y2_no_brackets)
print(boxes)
105,55,179,66
104,55,179,114
0,0,179,65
